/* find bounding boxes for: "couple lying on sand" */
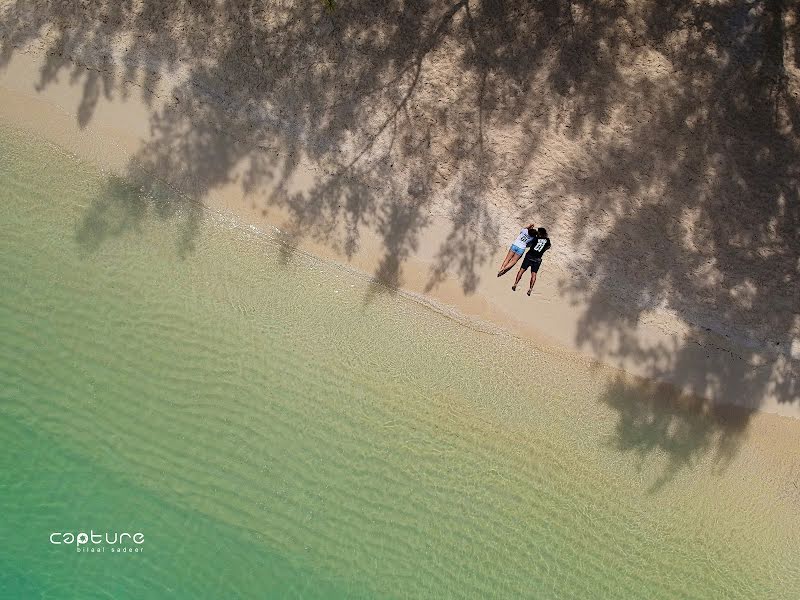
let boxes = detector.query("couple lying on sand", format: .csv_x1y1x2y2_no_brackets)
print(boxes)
497,225,551,296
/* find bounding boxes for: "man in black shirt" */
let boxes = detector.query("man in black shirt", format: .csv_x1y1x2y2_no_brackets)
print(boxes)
512,227,551,296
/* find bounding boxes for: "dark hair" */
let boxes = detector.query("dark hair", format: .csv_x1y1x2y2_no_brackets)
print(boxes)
537,227,547,238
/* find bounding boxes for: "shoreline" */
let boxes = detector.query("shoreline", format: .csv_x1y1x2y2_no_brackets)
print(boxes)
1,47,798,420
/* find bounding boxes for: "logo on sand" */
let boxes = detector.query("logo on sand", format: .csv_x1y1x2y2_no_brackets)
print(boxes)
50,530,145,554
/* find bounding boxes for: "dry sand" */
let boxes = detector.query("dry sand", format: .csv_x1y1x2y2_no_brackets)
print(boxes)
0,0,798,419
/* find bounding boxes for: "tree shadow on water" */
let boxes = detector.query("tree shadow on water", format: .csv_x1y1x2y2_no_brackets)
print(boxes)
600,376,751,493
74,173,202,259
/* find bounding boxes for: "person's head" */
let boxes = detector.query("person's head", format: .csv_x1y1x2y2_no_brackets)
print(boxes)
537,227,547,238
526,223,536,232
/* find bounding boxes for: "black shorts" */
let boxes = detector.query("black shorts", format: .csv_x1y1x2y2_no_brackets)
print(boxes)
521,254,542,272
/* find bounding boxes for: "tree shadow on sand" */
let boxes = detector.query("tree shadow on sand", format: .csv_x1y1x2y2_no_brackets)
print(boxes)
2,0,798,486
545,1,799,475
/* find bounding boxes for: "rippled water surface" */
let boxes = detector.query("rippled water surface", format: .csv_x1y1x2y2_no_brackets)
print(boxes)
1,126,798,598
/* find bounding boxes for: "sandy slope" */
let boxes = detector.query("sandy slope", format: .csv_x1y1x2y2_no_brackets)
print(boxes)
0,0,798,417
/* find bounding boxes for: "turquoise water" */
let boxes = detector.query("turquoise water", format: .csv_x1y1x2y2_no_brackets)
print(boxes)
1,126,798,599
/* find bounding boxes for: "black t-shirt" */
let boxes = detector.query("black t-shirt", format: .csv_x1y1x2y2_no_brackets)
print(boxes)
525,237,551,260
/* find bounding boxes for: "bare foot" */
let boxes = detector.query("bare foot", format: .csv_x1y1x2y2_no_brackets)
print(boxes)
527,288,532,296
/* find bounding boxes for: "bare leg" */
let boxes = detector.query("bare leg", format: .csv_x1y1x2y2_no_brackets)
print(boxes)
527,272,537,296
498,252,523,277
497,250,515,275
512,267,526,291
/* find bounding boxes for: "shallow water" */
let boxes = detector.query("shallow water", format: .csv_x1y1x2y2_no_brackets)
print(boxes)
1,126,798,599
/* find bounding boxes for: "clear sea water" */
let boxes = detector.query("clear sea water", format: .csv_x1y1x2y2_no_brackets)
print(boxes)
0,125,797,599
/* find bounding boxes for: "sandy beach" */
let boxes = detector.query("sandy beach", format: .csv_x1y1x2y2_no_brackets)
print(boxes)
3,4,800,596
1,0,798,418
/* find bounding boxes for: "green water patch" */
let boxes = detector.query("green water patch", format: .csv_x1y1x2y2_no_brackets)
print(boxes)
0,417,369,599
1,125,798,598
